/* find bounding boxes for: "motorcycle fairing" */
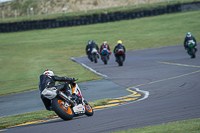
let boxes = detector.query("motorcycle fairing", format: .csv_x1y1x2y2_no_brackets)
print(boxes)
101,48,110,55
73,104,85,114
72,84,83,100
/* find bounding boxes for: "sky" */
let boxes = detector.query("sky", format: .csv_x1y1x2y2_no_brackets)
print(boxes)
0,0,13,3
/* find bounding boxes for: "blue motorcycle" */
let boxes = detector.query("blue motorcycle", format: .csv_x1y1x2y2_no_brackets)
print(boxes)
101,48,110,65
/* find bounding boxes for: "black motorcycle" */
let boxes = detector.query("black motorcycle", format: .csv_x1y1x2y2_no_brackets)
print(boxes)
115,48,125,66
91,48,99,63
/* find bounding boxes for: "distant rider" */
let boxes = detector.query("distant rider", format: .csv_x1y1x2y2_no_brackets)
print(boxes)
113,40,126,62
184,32,197,52
90,40,100,59
100,40,112,59
39,69,77,111
86,40,92,60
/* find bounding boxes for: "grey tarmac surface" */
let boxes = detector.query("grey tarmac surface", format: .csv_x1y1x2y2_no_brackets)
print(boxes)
0,79,130,117
2,44,200,133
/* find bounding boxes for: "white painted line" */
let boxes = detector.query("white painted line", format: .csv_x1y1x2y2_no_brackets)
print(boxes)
132,87,149,102
71,57,108,78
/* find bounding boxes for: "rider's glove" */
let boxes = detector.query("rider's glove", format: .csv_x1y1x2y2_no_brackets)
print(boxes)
71,78,78,82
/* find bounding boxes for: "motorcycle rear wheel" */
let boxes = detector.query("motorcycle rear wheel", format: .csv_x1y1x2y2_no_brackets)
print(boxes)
94,54,98,63
118,56,123,66
102,56,107,65
52,97,74,120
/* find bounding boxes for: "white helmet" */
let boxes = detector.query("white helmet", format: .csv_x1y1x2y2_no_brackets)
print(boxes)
186,32,191,37
43,69,54,76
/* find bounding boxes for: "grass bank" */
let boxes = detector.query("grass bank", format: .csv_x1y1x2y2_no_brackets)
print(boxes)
0,10,200,96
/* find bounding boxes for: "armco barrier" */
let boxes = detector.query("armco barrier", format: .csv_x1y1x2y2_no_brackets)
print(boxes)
0,1,199,33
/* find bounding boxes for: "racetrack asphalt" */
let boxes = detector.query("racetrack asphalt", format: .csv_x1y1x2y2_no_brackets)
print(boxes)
1,44,200,133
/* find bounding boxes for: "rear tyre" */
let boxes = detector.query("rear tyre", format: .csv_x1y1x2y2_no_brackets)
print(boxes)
103,56,107,65
94,54,98,63
118,56,123,66
52,97,74,120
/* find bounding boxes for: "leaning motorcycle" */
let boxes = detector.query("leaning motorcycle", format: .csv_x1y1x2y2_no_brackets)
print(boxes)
101,48,110,65
115,48,125,66
41,80,93,120
91,48,99,63
186,40,196,58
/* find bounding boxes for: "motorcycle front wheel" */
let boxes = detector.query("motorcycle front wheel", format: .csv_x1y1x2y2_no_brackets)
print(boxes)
52,97,74,120
190,48,196,58
85,103,94,116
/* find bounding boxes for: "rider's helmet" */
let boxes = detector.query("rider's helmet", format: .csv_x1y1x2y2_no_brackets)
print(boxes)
186,32,191,37
103,41,107,45
43,69,54,76
88,40,91,45
92,40,95,44
117,40,122,44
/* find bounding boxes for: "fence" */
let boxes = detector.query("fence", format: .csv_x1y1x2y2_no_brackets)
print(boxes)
0,1,199,33
0,0,177,20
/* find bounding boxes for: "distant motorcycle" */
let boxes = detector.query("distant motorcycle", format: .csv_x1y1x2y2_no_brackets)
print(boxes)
115,48,125,66
91,48,99,63
42,80,93,120
186,40,196,58
101,48,110,65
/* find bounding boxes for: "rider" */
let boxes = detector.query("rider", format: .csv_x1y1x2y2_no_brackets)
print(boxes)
100,40,112,59
184,32,197,52
113,40,126,62
86,40,92,60
90,40,100,59
39,69,77,111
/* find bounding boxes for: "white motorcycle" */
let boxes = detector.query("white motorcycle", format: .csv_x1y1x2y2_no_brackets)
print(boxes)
42,80,93,120
91,48,99,63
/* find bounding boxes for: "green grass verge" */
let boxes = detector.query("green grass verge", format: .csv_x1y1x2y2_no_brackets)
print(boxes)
111,118,200,133
0,98,111,129
0,10,200,96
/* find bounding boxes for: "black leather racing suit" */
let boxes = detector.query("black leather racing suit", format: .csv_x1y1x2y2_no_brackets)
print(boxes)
90,42,99,54
86,43,92,60
39,74,74,110
113,43,126,61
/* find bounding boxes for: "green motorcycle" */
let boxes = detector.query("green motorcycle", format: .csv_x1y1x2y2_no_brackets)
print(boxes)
187,40,196,58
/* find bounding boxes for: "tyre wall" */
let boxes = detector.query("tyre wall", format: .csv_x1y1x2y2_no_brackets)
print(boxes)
0,1,199,33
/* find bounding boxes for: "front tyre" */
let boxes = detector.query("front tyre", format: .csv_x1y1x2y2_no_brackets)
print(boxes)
190,48,196,58
52,97,74,120
85,103,94,116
